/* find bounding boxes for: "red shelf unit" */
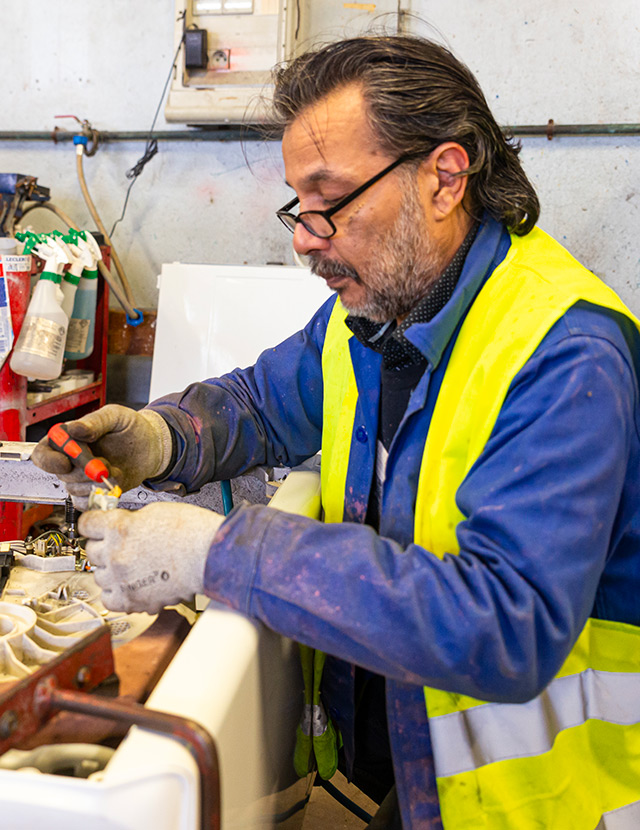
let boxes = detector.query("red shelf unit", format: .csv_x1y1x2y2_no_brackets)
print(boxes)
0,251,110,540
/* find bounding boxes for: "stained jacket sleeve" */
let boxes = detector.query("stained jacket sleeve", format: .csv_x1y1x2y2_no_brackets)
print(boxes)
203,306,640,703
146,296,334,491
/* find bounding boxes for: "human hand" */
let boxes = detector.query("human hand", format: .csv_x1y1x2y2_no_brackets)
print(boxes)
79,502,225,614
31,405,173,497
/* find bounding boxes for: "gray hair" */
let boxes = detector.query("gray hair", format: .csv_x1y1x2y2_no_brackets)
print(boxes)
269,35,539,235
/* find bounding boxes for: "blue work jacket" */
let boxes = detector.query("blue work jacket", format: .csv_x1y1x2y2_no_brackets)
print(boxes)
149,217,640,828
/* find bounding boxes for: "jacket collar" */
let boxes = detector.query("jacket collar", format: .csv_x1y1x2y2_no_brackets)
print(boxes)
402,216,512,369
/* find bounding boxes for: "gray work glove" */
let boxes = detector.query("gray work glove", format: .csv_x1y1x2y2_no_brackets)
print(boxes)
31,404,173,496
79,502,225,614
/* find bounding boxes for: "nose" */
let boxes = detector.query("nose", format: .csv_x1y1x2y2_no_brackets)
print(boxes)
293,222,331,257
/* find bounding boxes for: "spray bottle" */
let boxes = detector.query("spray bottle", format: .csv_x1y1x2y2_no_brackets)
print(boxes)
48,231,79,320
10,232,69,380
64,230,101,360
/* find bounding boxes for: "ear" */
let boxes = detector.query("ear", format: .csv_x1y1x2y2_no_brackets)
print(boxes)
423,142,470,220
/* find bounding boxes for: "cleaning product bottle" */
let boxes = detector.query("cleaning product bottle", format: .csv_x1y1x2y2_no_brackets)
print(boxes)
61,269,81,320
64,230,101,360
0,237,18,371
50,231,79,320
9,237,69,380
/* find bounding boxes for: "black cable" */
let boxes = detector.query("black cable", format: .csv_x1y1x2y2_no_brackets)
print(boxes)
110,13,186,238
320,779,373,824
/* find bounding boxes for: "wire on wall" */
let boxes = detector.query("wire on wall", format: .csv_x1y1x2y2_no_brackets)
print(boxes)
109,12,187,238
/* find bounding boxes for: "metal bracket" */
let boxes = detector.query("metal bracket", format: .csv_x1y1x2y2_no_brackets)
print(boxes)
0,626,115,749
546,118,555,140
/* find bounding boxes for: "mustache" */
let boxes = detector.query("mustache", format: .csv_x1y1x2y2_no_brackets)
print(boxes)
308,255,360,283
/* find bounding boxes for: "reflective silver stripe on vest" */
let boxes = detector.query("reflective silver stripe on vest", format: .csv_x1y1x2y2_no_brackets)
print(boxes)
431,669,640,778
594,799,640,829
299,703,329,737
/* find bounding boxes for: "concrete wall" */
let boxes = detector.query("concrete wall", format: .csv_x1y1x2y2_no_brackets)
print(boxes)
1,0,638,375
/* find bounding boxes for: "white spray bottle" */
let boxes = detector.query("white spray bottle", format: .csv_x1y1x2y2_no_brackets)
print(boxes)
64,230,101,360
49,231,80,320
10,233,70,380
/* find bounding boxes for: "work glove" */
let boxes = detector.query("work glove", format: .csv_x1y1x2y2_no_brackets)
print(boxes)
31,404,173,496
79,502,225,614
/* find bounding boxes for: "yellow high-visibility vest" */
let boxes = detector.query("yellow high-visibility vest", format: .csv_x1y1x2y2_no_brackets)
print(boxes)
321,227,640,828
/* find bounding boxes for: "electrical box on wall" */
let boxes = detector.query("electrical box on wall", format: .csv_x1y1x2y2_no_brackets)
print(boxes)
165,0,400,125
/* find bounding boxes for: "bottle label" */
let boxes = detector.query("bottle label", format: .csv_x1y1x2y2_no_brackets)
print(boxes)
17,316,67,360
66,318,90,353
0,255,31,274
0,255,30,370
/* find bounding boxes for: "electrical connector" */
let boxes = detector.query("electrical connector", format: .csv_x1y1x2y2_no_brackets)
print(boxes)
185,28,208,69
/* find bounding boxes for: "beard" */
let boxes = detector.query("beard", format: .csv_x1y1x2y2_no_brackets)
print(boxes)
309,177,447,322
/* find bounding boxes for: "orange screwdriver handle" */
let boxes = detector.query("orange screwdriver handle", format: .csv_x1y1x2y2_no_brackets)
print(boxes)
47,423,111,485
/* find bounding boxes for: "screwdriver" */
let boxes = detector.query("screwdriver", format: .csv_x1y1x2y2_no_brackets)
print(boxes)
47,423,117,490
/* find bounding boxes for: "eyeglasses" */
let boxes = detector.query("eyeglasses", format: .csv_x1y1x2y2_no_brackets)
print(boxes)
276,152,424,240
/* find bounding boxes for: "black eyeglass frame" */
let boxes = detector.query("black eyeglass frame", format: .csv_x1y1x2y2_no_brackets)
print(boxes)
276,151,427,239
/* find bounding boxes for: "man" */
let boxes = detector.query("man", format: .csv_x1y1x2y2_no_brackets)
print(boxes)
33,35,640,829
